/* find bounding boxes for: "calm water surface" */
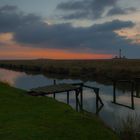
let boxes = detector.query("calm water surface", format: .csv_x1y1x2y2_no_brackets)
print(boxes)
0,68,140,129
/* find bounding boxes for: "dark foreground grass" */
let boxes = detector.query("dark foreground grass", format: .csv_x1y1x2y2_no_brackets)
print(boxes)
0,83,119,140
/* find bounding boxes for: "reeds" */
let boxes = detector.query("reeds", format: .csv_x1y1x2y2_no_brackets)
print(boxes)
115,114,140,140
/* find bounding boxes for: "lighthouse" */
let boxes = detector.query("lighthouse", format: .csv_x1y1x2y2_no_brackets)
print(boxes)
119,49,122,59
113,49,127,59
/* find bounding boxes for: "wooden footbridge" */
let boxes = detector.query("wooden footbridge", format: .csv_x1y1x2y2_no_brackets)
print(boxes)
28,81,104,114
28,77,140,114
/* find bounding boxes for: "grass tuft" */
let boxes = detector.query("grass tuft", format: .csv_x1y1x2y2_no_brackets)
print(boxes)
115,114,140,140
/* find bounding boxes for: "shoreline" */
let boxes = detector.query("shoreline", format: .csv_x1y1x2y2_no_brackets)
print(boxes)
0,59,140,81
0,82,119,140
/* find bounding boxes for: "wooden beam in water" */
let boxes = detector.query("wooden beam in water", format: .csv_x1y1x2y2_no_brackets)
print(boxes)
131,82,135,109
112,80,135,110
53,80,56,85
83,84,104,115
113,81,116,103
112,102,135,110
67,91,69,105
80,87,83,109
75,89,79,112
53,93,56,99
134,78,140,98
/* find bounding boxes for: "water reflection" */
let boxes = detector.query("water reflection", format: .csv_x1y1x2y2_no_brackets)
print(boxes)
0,68,140,129
0,68,24,86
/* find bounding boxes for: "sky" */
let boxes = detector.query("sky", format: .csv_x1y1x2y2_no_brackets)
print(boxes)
0,0,140,59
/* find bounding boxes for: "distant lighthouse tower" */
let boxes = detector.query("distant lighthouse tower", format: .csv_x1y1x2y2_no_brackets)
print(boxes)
119,49,122,59
113,49,127,59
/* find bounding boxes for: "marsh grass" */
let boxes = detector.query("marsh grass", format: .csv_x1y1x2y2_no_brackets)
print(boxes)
0,59,140,80
115,114,140,140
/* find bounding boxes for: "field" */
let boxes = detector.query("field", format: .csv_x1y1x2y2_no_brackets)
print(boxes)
0,59,140,80
0,82,119,140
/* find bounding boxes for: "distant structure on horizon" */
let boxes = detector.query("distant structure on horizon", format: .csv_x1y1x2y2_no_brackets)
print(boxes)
113,49,127,59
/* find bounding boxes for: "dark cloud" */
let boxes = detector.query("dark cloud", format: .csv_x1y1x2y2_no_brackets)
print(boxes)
13,18,135,54
0,5,21,33
57,1,86,11
107,7,136,16
57,0,116,19
0,5,18,11
90,20,134,31
0,5,41,33
57,0,136,19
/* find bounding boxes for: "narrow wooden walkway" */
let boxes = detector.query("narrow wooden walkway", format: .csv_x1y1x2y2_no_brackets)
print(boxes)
28,82,104,114
29,84,81,96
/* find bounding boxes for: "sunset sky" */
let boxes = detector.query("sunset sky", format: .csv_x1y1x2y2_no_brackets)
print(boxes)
0,0,140,59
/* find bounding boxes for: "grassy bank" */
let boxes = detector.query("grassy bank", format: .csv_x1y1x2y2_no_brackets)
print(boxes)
0,82,119,140
0,59,140,80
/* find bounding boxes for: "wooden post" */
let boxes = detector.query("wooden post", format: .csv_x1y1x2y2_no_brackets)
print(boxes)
131,81,135,109
80,87,83,110
53,80,56,85
135,82,139,97
96,89,99,114
113,81,116,103
67,91,69,104
53,80,56,99
75,90,79,112
53,93,56,99
136,83,139,97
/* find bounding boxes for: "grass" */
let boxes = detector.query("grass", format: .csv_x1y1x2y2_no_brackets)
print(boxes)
0,59,140,80
0,82,119,140
116,114,140,140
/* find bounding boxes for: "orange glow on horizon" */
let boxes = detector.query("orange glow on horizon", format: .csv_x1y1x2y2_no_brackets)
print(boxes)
0,33,113,59
0,46,113,59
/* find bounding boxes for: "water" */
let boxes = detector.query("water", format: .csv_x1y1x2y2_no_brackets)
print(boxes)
0,68,140,129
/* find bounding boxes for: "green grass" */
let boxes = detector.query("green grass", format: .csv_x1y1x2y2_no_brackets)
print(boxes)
0,82,119,140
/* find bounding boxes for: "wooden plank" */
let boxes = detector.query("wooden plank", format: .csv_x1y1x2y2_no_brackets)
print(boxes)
29,84,80,96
